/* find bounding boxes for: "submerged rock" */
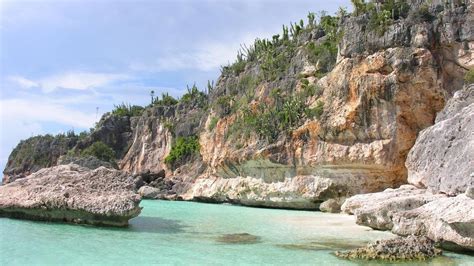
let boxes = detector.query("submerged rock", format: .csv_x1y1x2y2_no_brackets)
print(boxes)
216,233,261,244
0,164,141,226
335,236,442,261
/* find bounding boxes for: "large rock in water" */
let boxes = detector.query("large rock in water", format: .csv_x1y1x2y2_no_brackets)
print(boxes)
0,164,141,226
392,194,474,252
341,185,446,230
342,188,474,251
406,85,474,195
183,175,348,210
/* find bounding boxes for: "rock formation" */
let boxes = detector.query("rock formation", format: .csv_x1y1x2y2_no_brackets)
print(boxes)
0,164,141,226
406,85,474,195
2,0,473,226
335,235,442,261
342,84,474,251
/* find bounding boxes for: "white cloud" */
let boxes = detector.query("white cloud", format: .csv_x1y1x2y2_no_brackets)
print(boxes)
8,72,130,93
38,72,129,92
8,75,38,88
0,98,96,128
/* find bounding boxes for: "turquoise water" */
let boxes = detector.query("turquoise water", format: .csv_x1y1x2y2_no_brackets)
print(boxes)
0,200,472,265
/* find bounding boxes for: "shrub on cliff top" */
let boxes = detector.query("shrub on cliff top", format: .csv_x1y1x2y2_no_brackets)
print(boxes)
152,93,178,107
112,103,144,117
80,141,116,162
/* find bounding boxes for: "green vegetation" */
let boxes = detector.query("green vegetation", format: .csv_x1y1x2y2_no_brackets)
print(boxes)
164,136,200,168
181,84,208,108
227,94,324,142
208,116,219,131
465,69,474,84
112,103,144,117
80,141,116,162
351,0,410,35
152,93,178,106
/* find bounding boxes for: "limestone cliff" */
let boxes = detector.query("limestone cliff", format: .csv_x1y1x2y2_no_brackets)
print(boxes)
3,1,473,211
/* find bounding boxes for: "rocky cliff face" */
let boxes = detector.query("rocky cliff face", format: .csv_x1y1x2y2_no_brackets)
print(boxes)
406,85,474,195
3,1,473,212
342,84,474,251
183,1,473,207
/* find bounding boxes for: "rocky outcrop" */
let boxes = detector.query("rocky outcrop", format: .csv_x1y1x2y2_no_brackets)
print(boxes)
183,175,350,209
138,186,161,199
0,164,141,226
342,187,473,251
406,85,474,195
75,113,133,159
392,194,474,251
3,134,78,184
342,185,446,230
335,235,442,261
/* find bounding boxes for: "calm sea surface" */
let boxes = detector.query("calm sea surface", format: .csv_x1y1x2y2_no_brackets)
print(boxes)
0,200,472,265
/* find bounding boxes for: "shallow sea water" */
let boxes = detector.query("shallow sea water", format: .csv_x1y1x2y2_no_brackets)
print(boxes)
0,200,472,265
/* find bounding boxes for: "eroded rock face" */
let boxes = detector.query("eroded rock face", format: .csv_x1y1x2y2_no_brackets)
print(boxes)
138,186,161,199
195,46,447,207
119,107,173,175
335,235,442,261
0,164,141,226
406,85,474,195
392,194,474,251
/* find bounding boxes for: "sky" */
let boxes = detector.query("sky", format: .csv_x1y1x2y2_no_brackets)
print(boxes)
0,0,351,171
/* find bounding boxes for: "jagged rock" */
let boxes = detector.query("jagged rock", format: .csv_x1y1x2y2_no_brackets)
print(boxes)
335,235,442,261
58,155,116,170
319,197,346,213
341,185,446,230
406,85,474,195
0,164,141,226
138,186,161,199
392,194,474,252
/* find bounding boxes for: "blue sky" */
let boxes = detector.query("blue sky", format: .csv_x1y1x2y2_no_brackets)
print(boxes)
0,0,351,171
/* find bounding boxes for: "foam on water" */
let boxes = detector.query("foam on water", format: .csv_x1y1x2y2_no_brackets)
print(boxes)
0,200,471,265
